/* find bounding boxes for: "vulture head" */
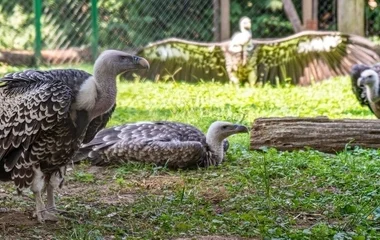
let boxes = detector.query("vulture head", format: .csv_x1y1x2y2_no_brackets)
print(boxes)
358,69,379,87
94,50,150,77
207,121,249,141
87,50,150,119
206,121,249,165
239,17,252,32
357,69,380,103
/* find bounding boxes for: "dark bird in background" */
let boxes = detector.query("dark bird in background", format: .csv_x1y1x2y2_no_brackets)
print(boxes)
351,63,380,118
0,50,149,223
73,121,249,169
124,16,379,86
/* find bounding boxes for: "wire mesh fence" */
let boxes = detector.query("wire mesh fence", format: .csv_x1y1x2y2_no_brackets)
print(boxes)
0,0,378,67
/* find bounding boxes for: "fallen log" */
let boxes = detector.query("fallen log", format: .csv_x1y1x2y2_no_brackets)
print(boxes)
250,116,380,153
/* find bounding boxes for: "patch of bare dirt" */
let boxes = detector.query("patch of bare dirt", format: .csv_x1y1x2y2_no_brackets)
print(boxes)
197,186,229,203
0,211,36,227
0,211,60,240
291,212,326,229
131,175,185,193
1,166,254,239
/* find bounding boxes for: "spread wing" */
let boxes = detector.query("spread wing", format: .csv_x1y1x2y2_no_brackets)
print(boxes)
123,38,230,83
250,31,380,85
0,70,75,186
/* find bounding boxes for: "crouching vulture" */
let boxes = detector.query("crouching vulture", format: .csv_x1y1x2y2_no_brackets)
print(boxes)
351,63,380,118
124,17,379,86
0,50,149,222
73,121,249,169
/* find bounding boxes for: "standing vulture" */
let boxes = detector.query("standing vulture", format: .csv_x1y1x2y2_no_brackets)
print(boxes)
0,50,149,222
72,121,248,169
351,63,380,118
124,17,379,86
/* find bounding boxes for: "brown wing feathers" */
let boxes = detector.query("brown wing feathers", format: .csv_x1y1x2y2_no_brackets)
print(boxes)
0,73,75,188
129,30,379,85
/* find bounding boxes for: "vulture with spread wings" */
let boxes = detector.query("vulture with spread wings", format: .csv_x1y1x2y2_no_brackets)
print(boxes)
125,17,379,85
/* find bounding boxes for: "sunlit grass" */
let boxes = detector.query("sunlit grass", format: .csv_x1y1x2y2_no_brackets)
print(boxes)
0,64,379,239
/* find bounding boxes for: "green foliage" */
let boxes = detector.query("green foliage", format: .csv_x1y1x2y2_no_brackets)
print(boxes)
0,0,301,51
366,0,380,36
0,2,34,50
230,0,301,38
72,171,95,183
98,0,214,49
0,0,379,55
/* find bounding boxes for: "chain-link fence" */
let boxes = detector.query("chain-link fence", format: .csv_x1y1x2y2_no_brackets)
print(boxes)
0,0,378,66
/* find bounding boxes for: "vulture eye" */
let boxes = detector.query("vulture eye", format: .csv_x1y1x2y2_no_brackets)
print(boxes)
133,56,139,64
222,125,228,130
120,56,129,61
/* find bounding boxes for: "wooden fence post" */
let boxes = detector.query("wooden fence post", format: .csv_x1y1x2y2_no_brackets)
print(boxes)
213,0,221,41
337,0,364,36
220,0,230,41
302,0,318,30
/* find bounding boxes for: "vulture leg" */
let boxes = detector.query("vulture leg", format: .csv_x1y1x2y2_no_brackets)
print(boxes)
46,184,56,211
46,166,65,213
31,167,59,223
227,69,239,84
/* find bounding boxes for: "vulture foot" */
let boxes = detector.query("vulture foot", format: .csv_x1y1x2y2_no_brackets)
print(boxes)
33,209,60,223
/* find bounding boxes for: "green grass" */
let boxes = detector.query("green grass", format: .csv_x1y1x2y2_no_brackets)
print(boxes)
0,64,379,239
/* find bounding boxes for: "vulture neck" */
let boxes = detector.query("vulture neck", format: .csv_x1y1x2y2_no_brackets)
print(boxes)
91,68,118,118
206,132,224,165
367,83,380,103
241,28,252,36
365,74,380,103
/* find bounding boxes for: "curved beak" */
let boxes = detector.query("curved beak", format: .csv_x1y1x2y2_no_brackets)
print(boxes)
137,57,150,69
357,77,364,87
234,124,249,133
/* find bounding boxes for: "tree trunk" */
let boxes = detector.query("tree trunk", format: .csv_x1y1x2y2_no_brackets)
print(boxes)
282,0,303,32
302,0,318,30
337,0,365,36
250,117,380,153
220,0,230,40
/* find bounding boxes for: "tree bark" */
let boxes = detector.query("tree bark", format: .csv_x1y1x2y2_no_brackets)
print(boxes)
338,0,364,36
220,0,230,40
250,117,380,153
302,0,318,30
282,0,303,32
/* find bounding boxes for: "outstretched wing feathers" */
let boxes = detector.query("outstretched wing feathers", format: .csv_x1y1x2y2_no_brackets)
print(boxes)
130,31,379,85
127,38,229,82
253,31,379,85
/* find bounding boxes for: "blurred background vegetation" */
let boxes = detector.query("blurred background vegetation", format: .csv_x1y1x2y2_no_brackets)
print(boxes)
0,0,378,57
